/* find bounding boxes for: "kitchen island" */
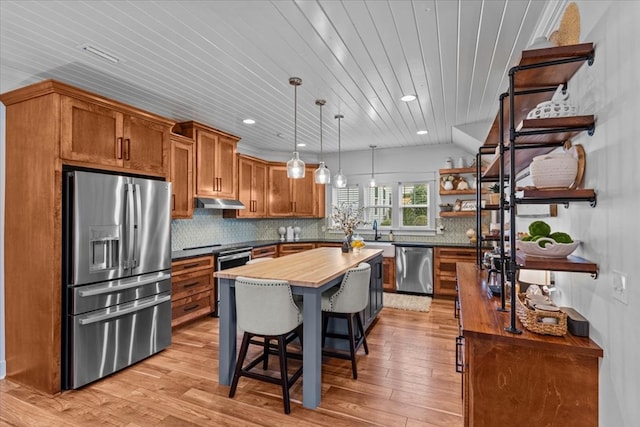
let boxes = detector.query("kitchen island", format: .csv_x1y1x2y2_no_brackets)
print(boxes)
214,247,383,409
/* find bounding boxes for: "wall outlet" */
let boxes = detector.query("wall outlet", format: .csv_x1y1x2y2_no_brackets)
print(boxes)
321,225,326,232
612,270,628,305
436,225,445,235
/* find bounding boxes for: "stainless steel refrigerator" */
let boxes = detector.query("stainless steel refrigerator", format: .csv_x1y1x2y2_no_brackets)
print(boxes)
62,170,172,389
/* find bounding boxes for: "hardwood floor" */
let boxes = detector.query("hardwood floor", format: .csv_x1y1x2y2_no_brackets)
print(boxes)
0,299,463,426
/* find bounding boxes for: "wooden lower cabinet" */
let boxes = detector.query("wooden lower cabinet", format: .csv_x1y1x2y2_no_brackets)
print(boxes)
434,247,477,298
382,257,396,292
171,256,214,328
457,263,602,426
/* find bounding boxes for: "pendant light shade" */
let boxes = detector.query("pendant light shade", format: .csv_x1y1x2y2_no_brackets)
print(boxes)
314,99,331,184
333,114,347,188
369,145,376,187
286,77,305,179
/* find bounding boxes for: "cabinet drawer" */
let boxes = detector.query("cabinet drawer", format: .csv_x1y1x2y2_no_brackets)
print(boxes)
279,243,315,255
437,247,476,260
172,270,213,300
172,256,214,275
252,245,278,258
171,290,213,328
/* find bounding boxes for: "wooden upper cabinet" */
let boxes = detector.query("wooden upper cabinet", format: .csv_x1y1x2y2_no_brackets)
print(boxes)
123,115,169,175
170,133,194,219
291,166,317,216
268,165,293,217
179,121,239,200
226,155,267,218
60,96,124,167
60,96,170,175
268,164,321,217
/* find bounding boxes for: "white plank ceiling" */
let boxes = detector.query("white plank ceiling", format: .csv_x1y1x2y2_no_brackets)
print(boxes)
0,0,552,156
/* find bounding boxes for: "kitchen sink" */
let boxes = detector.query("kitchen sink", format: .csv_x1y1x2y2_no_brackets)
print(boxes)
364,241,395,257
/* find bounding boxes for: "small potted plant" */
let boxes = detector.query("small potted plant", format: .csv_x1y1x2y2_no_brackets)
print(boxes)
489,183,501,205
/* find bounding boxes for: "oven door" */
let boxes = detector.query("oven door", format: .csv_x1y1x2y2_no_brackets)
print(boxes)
69,291,171,389
214,249,251,317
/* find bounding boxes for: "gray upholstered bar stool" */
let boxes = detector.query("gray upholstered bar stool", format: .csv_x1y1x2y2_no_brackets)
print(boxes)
229,276,303,414
245,256,299,367
321,262,371,379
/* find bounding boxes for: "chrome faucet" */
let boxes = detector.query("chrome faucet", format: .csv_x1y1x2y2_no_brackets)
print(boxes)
373,219,381,240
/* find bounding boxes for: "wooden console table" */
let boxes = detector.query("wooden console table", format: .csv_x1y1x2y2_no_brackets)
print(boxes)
456,262,603,426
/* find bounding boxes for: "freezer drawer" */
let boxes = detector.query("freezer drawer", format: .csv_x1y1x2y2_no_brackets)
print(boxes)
69,291,171,389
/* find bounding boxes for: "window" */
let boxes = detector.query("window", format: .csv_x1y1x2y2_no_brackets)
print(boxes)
399,182,430,228
364,184,392,227
330,184,359,228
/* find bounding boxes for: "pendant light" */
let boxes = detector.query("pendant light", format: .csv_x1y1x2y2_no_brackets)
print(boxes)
286,77,305,179
369,145,377,187
314,99,331,184
333,114,347,188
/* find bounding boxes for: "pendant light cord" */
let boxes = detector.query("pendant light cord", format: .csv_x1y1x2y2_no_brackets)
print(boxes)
294,83,297,152
336,114,343,170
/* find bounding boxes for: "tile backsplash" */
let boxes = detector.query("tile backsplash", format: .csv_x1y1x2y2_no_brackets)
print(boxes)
171,209,484,250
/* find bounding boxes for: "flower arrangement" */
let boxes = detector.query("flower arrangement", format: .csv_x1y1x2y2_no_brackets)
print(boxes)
330,202,367,237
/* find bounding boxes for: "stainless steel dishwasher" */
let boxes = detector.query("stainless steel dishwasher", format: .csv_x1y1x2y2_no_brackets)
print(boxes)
395,245,434,295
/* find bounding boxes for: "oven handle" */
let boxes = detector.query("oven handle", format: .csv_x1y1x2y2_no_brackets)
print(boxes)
217,251,252,265
79,293,171,325
78,272,171,297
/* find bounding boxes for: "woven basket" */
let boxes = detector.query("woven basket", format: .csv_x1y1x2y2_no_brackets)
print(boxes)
516,294,567,336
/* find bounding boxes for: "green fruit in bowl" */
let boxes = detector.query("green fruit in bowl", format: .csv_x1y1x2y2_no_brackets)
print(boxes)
531,235,545,241
538,238,553,248
528,220,551,237
550,231,573,243
520,235,533,241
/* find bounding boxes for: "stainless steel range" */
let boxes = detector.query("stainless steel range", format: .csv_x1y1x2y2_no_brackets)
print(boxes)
61,170,172,389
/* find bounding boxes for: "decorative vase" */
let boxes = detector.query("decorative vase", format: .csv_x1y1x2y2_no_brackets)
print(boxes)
443,180,454,191
342,234,352,253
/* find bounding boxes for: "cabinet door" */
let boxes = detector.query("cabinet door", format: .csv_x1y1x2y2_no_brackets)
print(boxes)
268,166,293,217
252,160,268,216
195,129,218,197
382,257,396,292
236,156,254,218
123,115,169,175
291,168,316,216
216,136,238,199
170,136,194,219
60,96,124,167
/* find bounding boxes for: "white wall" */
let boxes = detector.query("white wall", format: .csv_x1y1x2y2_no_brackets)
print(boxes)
518,2,639,426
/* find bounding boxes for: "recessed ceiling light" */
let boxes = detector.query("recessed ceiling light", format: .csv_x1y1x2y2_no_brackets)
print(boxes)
78,43,120,64
297,143,306,147
401,94,417,102
417,130,429,135
243,118,255,124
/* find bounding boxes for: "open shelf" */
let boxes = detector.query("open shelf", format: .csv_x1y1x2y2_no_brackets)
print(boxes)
439,167,483,175
516,252,599,277
440,211,487,218
482,115,595,179
483,43,595,147
440,189,484,196
516,188,597,206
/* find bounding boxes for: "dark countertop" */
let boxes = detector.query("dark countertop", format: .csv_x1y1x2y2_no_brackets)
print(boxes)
171,238,489,261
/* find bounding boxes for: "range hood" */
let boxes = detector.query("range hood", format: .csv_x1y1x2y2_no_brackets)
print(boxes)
195,197,245,210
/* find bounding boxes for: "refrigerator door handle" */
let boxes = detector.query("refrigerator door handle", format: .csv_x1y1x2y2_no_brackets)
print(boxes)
78,272,171,297
78,293,171,325
133,184,142,268
125,183,135,270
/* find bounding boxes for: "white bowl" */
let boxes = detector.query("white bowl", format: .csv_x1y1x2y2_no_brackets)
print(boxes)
517,238,579,258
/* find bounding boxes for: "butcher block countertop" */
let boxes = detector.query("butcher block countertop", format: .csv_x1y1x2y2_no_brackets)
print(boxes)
457,262,603,357
214,247,382,288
